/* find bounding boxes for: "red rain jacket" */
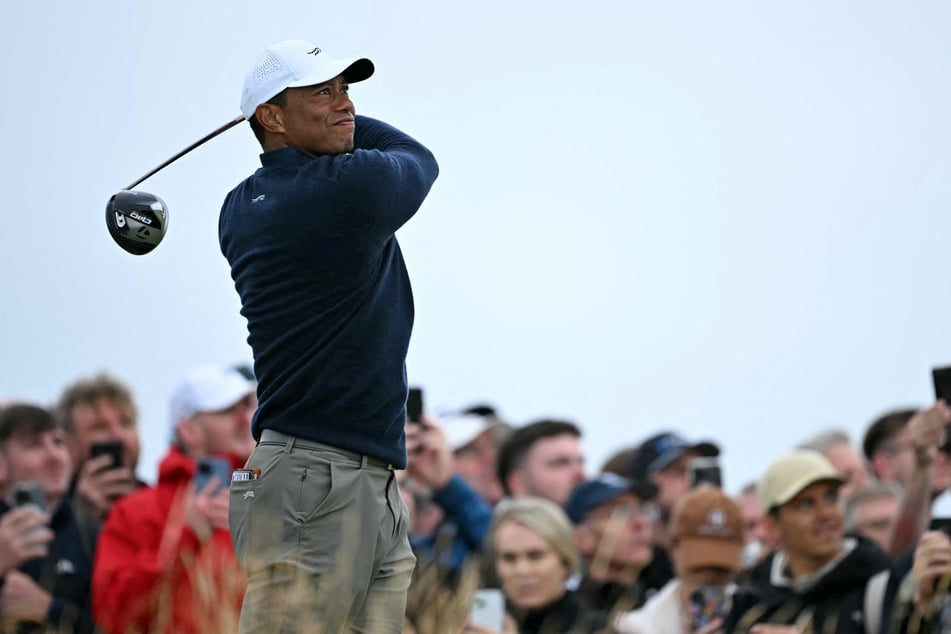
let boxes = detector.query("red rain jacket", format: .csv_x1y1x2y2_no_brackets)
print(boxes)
92,447,245,634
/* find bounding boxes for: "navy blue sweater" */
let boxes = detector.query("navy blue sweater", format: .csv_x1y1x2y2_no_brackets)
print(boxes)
219,116,438,468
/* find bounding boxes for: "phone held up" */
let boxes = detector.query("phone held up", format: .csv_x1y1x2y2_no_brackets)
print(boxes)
933,366,951,446
90,440,123,469
11,482,47,511
406,387,424,424
688,585,730,631
468,588,504,632
194,457,233,494
687,456,723,489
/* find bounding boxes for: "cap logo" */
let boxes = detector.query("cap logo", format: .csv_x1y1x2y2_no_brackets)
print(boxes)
698,507,736,538
307,47,321,56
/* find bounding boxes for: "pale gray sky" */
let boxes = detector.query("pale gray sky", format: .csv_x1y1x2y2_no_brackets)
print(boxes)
3,1,951,493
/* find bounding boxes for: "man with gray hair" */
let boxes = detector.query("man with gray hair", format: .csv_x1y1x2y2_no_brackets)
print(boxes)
797,428,871,499
843,482,901,553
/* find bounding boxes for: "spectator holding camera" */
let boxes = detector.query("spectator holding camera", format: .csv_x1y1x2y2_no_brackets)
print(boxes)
615,485,745,634
862,401,951,559
0,403,95,633
55,372,143,521
92,364,256,634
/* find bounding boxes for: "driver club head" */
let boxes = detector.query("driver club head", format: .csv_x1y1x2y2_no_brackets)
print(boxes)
105,190,169,255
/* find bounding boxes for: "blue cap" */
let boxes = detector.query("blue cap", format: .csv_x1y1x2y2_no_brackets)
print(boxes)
630,432,719,481
563,473,657,524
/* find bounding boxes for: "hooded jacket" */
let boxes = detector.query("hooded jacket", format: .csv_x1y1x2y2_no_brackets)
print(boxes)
91,448,245,634
725,536,890,634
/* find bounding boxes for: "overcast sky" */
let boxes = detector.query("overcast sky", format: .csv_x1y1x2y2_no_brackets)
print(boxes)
3,1,951,495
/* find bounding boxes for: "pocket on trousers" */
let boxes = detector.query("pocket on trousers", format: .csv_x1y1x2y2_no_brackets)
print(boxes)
296,458,338,524
229,478,258,571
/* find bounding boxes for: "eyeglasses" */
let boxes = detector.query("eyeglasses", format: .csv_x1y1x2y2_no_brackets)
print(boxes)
601,500,661,524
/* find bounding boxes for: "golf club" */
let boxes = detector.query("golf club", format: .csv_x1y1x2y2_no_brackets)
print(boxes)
105,114,245,255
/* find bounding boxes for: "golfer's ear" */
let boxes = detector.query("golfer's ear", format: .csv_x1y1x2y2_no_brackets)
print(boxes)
256,103,285,135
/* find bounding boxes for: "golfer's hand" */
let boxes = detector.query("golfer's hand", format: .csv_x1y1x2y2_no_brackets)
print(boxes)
75,453,136,519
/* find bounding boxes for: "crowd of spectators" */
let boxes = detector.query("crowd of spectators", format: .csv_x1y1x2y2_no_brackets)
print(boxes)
3,370,951,633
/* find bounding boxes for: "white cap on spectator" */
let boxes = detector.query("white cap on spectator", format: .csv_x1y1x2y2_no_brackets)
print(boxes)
442,414,494,452
169,365,256,429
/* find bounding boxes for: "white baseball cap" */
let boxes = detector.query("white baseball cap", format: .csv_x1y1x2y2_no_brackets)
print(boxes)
169,365,256,429
240,39,375,120
442,414,494,452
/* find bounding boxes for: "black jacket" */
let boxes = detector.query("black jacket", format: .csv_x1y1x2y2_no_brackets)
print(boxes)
0,496,96,634
725,536,890,634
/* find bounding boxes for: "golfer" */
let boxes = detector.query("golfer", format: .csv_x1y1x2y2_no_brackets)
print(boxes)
220,39,439,633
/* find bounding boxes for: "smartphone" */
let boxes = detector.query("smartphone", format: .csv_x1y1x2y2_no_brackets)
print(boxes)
194,457,232,493
468,588,504,631
11,482,46,511
687,456,722,488
406,387,424,423
932,366,951,448
687,585,729,631
90,440,123,469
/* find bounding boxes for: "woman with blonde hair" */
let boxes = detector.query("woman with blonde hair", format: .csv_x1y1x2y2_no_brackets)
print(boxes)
464,496,587,634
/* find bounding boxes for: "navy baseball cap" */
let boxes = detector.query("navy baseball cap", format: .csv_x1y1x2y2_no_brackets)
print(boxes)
564,473,658,524
630,432,719,481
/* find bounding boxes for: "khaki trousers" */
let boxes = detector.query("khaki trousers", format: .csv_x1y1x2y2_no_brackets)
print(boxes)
230,431,415,634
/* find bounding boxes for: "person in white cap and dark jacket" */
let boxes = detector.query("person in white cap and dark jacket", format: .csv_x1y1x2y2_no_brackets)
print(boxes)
724,449,894,634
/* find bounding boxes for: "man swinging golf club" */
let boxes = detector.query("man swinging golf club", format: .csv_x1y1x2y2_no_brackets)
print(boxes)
220,39,439,633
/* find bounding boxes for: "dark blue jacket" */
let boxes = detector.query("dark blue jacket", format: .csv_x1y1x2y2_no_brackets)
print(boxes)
0,497,96,633
220,116,438,468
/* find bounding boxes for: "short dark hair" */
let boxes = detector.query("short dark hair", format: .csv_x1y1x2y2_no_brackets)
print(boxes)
862,408,918,460
249,90,288,146
496,419,581,495
0,403,58,445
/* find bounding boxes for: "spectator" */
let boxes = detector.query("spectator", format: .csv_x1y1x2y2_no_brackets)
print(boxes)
843,482,901,553
564,473,670,625
798,428,872,498
883,529,951,631
443,410,511,506
405,414,494,574
55,372,142,521
615,485,745,634
863,408,920,484
725,449,893,633
496,420,586,505
486,496,584,633
92,364,256,634
734,481,779,576
0,403,95,633
865,402,951,559
629,431,719,548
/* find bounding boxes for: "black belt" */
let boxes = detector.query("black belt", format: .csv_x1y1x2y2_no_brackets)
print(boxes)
259,429,395,471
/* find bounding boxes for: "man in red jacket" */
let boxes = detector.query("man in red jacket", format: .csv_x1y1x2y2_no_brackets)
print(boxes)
92,364,256,634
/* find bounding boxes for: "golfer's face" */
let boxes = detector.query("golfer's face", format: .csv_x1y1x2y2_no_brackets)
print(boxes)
279,75,356,157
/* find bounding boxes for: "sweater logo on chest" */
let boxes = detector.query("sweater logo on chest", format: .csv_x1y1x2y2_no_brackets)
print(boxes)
251,194,266,203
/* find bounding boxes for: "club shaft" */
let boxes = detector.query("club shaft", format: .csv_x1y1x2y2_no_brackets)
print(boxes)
125,115,246,190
